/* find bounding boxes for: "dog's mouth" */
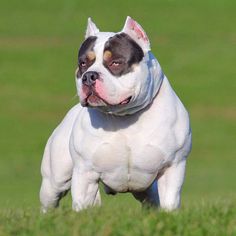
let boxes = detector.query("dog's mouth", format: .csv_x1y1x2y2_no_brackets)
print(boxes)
118,96,132,105
82,92,132,107
85,93,107,107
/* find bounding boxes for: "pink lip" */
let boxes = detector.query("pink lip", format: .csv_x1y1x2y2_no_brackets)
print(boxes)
87,91,108,104
83,92,132,107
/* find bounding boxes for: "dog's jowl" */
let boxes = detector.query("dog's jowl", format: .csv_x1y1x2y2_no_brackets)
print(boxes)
40,17,192,213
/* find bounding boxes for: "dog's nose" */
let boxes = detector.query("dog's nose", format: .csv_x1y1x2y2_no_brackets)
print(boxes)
82,71,99,86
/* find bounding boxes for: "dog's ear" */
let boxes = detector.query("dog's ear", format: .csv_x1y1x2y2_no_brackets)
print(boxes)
122,16,150,53
85,17,100,38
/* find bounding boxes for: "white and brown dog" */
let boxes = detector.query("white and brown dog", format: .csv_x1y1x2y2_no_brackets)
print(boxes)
40,17,192,212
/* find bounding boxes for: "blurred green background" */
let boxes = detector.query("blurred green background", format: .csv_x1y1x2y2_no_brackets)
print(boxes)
0,0,235,208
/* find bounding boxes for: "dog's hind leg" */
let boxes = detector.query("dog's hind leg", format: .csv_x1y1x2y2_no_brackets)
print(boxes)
132,180,160,208
103,184,117,195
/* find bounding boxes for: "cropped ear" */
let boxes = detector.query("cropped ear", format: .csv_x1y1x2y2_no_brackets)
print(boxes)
85,17,100,38
122,16,150,53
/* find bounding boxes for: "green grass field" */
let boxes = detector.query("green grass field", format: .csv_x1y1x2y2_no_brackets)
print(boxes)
0,0,236,235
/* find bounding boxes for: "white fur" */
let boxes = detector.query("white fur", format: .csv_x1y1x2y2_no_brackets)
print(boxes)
85,17,100,39
40,17,192,212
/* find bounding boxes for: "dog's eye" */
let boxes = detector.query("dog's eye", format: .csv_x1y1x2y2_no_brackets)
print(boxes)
80,62,87,67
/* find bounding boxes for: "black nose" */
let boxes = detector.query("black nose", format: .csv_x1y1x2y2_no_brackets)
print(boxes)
82,71,99,86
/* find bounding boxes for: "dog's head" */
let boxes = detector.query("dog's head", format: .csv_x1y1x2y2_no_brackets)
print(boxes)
75,17,163,116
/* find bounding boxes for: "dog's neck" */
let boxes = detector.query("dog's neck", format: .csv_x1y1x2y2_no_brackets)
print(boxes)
99,52,164,116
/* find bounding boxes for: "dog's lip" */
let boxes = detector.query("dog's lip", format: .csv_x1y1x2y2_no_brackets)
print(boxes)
81,93,106,107
83,92,132,107
87,92,108,105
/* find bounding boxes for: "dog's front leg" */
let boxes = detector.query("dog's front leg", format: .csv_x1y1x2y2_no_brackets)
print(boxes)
71,165,101,212
158,159,186,211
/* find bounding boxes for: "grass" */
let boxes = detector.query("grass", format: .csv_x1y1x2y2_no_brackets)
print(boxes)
1,197,236,236
0,0,236,235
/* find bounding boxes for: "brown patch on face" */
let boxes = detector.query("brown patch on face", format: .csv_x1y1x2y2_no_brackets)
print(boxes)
103,50,112,61
103,33,144,76
77,36,97,78
87,51,96,61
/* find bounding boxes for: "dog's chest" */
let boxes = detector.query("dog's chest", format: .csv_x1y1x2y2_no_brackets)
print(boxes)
92,133,165,191
75,110,168,191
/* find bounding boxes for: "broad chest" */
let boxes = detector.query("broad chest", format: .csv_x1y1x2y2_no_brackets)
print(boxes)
71,109,170,174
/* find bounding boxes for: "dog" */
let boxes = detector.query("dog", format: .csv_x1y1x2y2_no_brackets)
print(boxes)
40,16,192,213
